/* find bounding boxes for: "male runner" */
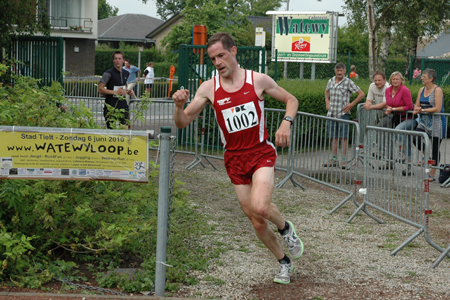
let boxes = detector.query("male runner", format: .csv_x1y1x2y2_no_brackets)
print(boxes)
172,32,303,284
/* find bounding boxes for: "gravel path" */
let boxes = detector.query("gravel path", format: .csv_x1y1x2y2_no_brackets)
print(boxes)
1,153,449,300
172,153,450,300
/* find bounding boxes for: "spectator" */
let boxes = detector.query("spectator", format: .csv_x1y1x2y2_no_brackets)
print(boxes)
123,59,140,101
144,62,154,94
98,51,133,129
413,67,421,81
349,65,359,79
377,71,414,173
412,69,446,182
363,70,390,120
325,62,365,168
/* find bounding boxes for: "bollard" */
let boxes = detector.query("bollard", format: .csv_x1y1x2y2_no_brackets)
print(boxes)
154,126,171,297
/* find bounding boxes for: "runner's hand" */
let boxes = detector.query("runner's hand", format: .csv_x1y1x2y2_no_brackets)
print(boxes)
275,122,291,148
173,89,190,107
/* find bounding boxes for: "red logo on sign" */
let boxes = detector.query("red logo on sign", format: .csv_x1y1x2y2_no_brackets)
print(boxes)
292,38,310,52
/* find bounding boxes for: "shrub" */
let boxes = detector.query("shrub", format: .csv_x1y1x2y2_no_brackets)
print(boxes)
0,68,215,293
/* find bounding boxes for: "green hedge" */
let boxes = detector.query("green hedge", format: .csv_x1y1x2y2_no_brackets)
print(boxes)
266,55,409,81
95,50,178,78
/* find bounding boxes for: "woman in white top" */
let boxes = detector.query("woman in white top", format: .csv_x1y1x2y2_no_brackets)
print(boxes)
144,62,154,94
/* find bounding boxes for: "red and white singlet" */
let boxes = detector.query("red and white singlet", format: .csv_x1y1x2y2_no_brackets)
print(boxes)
213,70,268,151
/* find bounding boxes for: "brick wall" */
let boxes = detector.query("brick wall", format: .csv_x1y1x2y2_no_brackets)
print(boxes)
65,38,95,76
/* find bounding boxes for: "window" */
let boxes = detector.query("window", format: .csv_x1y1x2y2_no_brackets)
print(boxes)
47,0,82,27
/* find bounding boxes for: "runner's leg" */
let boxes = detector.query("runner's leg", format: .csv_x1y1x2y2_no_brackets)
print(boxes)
234,167,285,260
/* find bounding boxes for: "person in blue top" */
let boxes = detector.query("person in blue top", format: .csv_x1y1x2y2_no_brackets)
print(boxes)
124,59,140,101
412,69,446,182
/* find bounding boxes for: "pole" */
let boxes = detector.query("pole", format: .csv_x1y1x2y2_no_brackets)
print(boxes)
283,0,289,80
154,126,172,297
138,47,143,97
299,62,304,80
347,52,351,76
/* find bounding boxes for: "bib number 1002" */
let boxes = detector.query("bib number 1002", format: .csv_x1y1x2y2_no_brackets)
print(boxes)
222,102,259,133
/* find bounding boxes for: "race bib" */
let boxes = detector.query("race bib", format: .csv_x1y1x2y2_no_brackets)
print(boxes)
113,85,126,98
221,102,259,133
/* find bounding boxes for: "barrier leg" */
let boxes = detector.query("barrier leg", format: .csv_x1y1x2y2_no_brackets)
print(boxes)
329,193,352,214
431,244,450,269
390,228,424,256
275,172,306,189
347,202,366,223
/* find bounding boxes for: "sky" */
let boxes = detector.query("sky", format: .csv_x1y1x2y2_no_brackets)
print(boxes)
107,0,348,25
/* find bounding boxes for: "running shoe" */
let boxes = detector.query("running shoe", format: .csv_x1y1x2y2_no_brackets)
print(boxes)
323,159,338,167
273,261,293,284
282,221,304,259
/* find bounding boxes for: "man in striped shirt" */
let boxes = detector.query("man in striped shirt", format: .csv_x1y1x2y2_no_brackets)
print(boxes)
324,62,365,168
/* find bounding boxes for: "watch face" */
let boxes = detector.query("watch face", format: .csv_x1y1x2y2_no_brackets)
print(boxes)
284,116,293,122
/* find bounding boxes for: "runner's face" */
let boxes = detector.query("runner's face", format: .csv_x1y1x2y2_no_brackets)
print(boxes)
208,42,236,78
124,61,130,68
113,54,124,69
335,68,345,80
374,75,386,89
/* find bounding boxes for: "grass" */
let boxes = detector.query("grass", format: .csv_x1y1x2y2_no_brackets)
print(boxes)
203,275,226,286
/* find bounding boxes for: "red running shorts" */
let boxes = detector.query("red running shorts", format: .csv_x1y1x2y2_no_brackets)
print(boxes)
224,140,277,185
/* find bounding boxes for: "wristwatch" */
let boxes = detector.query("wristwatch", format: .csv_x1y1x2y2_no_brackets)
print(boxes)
283,116,293,125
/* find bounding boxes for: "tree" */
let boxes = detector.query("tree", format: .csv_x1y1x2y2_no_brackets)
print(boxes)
344,0,450,78
160,0,283,50
146,0,282,21
240,0,283,17
337,25,368,55
148,0,186,21
0,0,50,52
98,0,119,20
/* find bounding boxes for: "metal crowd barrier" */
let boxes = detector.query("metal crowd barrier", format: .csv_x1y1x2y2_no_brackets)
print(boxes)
357,105,449,188
63,76,172,99
64,76,102,98
66,96,104,124
349,126,450,266
63,95,449,267
282,112,364,214
356,103,378,146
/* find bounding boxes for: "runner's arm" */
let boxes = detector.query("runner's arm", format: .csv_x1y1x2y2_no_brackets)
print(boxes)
173,80,213,129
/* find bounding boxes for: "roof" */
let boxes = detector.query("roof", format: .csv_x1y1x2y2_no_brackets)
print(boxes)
146,12,183,38
417,29,450,58
247,16,272,34
98,14,164,43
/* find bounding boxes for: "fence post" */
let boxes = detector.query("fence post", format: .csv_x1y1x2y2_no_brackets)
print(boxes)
299,62,304,80
409,55,414,85
154,126,172,297
274,49,278,82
